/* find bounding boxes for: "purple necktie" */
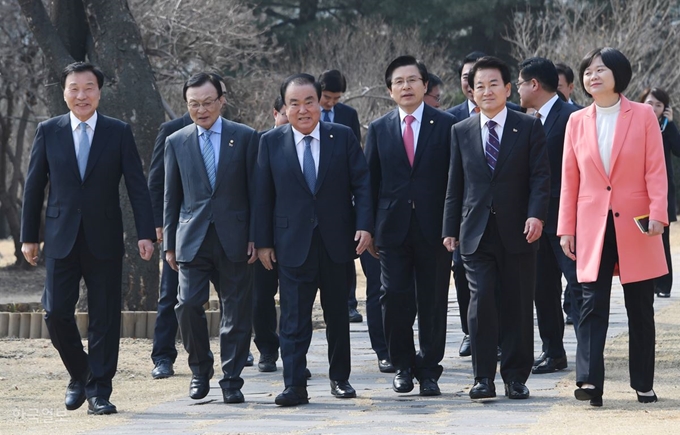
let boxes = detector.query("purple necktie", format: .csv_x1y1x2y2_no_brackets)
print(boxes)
485,120,500,172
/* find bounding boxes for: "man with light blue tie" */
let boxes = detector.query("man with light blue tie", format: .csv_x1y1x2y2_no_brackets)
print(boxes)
163,72,259,404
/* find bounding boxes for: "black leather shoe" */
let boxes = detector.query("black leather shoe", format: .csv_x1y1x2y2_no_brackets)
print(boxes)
189,367,214,399
348,308,363,323
419,378,441,396
533,352,547,366
590,396,603,407
458,335,471,357
222,388,245,403
245,352,254,367
504,381,530,399
574,386,602,402
151,360,174,379
532,355,568,374
657,292,670,298
87,397,117,415
330,380,356,398
565,315,574,325
469,378,496,400
275,386,309,406
392,369,414,393
65,379,86,411
636,390,658,403
258,353,278,372
378,359,395,373
305,368,312,378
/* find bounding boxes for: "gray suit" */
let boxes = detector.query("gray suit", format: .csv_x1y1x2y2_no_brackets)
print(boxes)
164,116,258,390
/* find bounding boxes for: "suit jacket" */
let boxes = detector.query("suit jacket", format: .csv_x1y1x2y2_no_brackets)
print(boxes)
542,98,580,233
332,102,362,142
21,113,155,259
443,109,550,255
164,117,258,263
446,100,523,120
365,104,457,248
254,122,373,268
661,120,680,220
557,96,667,284
148,112,193,228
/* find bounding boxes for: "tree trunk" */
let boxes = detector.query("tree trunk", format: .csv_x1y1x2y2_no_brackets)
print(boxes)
19,0,163,310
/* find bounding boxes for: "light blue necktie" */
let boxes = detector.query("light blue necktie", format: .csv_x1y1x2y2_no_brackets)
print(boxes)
302,136,316,192
77,122,90,179
322,110,331,122
201,130,216,190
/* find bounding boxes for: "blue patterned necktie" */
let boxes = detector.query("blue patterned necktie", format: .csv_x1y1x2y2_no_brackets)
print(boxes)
322,110,331,122
77,122,90,179
302,135,316,192
485,120,500,172
201,130,216,190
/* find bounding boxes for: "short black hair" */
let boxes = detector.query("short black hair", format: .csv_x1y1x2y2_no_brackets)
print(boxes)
318,70,347,93
639,87,670,109
274,95,285,112
518,57,559,93
458,51,487,77
183,72,224,101
280,73,322,103
385,55,428,89
426,73,443,94
468,56,511,89
60,62,104,89
578,47,631,98
554,62,575,85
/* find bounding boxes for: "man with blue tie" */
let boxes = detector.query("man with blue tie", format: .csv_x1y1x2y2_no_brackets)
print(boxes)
21,62,156,415
256,73,373,406
164,72,259,404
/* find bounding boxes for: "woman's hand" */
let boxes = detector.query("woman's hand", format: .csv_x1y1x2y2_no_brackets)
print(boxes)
560,235,576,261
663,106,673,122
647,220,665,236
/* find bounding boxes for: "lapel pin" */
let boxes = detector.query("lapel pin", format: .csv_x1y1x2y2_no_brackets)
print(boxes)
330,134,334,138
512,128,518,133
430,120,434,124
229,139,234,147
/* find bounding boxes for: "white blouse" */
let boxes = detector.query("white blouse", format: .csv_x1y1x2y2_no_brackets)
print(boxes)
595,98,621,176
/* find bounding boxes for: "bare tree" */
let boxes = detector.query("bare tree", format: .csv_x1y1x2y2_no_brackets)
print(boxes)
506,0,680,106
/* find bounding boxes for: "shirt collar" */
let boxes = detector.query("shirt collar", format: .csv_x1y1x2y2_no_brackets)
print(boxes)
536,94,560,122
197,117,223,137
480,106,508,129
70,111,97,132
467,99,478,115
398,102,425,124
292,122,321,145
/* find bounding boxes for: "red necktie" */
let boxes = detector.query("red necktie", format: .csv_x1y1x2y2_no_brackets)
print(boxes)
403,115,415,166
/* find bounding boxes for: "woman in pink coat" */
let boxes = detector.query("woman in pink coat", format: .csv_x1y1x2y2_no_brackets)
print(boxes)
557,47,667,407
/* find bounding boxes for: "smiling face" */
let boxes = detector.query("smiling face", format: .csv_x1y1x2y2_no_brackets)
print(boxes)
63,71,101,122
185,81,224,130
284,82,321,134
583,56,616,100
389,65,427,113
472,68,511,118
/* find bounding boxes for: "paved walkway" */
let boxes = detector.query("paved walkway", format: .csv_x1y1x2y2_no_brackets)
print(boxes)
89,278,676,435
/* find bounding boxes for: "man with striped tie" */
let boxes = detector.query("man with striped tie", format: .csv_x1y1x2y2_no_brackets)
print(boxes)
164,72,259,404
443,56,550,401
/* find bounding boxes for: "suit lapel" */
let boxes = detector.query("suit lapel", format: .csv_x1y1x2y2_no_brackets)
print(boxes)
214,118,235,190
83,114,109,182
583,105,609,180
56,115,81,181
465,118,491,178
387,109,411,168
494,111,521,177
609,96,632,173
184,124,212,190
281,125,311,193
543,100,561,137
315,122,333,193
413,106,435,171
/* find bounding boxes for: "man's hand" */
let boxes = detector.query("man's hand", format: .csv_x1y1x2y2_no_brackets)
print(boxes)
443,237,458,253
21,243,40,266
355,230,372,255
524,217,543,243
165,249,179,272
258,248,276,270
247,242,258,264
155,227,163,244
367,241,380,259
560,235,576,261
647,220,665,237
138,239,154,261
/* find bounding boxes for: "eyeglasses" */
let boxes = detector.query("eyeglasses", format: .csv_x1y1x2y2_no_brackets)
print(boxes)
391,77,423,88
515,80,527,88
425,94,441,103
187,98,220,110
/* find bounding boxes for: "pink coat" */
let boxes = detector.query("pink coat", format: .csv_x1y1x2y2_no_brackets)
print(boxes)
557,96,668,284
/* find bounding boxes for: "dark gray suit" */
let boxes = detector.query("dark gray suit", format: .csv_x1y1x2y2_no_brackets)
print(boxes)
164,116,258,390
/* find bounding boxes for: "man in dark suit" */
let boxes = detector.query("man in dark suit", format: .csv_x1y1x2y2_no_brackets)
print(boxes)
21,62,155,415
164,72,258,404
256,73,373,406
147,111,192,379
443,56,550,401
516,57,582,375
365,56,457,397
555,63,584,109
446,51,521,358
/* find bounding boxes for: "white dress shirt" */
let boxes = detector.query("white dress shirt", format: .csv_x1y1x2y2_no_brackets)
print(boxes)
479,106,508,150
196,117,223,168
536,94,560,125
398,102,425,153
69,111,97,158
292,123,321,175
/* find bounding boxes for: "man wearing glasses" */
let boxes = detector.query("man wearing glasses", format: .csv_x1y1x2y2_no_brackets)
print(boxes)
164,72,259,404
365,55,457,397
